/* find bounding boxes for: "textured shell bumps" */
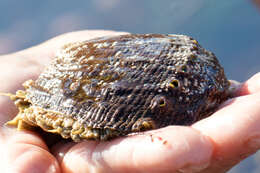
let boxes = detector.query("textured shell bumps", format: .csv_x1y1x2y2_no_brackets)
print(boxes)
6,34,230,141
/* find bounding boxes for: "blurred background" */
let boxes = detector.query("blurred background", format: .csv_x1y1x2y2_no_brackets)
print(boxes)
0,0,260,172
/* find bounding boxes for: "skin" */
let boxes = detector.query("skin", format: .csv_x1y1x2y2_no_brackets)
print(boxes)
253,0,260,8
0,30,260,173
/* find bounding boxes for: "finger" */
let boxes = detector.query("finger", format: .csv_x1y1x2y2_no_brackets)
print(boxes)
0,30,127,92
0,30,127,172
53,126,213,173
0,30,128,121
253,0,260,9
0,59,41,93
1,130,60,173
15,30,128,68
192,92,260,172
234,72,260,96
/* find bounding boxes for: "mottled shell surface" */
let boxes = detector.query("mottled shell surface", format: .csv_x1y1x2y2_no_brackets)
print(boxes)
11,34,230,141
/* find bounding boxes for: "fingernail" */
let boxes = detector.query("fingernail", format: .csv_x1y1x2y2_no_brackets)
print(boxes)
228,80,242,96
177,161,210,173
246,134,260,151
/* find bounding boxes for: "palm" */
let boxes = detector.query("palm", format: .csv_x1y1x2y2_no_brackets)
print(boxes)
1,30,260,173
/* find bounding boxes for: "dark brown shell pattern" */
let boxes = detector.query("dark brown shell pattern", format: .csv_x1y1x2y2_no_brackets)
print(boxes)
21,34,230,141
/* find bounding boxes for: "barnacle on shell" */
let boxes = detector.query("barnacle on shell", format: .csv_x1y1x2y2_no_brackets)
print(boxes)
5,34,230,141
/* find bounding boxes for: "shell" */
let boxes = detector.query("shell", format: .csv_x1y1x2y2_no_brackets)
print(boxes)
7,34,230,141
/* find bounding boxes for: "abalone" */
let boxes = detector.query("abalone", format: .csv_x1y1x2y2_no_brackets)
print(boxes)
6,34,230,141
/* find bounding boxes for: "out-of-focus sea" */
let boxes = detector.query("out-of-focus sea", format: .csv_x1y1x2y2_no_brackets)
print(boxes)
0,0,259,172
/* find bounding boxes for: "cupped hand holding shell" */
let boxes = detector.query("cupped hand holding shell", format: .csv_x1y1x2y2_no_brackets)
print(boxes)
1,30,260,173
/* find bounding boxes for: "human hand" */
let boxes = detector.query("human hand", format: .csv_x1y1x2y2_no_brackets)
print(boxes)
1,30,260,173
253,0,260,8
